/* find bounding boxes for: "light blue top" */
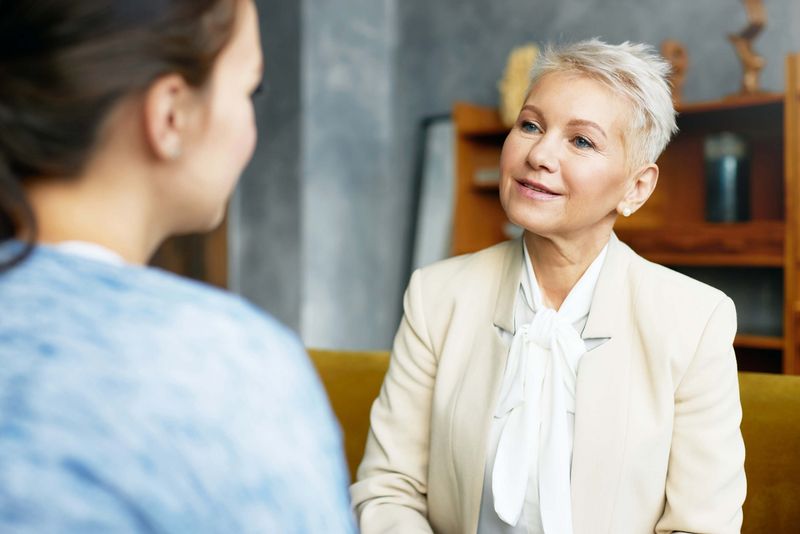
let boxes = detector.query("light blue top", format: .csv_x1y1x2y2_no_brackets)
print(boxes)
0,243,356,533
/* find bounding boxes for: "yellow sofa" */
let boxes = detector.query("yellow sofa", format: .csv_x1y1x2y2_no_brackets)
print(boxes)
738,372,800,533
309,349,390,483
309,349,800,533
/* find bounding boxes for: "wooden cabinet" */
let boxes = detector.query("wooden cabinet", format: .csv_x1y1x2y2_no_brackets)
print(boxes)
452,53,800,374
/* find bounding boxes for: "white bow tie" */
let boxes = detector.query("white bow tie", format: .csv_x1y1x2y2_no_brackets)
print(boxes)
489,239,609,532
491,304,585,532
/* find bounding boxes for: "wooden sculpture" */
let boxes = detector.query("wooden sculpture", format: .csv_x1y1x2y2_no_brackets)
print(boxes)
729,0,766,96
661,40,689,105
498,44,539,128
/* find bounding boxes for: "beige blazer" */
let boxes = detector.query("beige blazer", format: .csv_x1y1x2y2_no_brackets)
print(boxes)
351,235,746,534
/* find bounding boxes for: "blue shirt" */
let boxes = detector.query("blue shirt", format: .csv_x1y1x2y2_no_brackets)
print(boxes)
0,244,355,533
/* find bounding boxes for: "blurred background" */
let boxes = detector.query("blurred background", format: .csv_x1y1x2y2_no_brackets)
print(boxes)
160,0,800,355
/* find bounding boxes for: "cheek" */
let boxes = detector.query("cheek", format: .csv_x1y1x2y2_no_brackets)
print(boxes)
234,113,257,166
190,101,257,209
499,136,523,196
499,134,523,173
229,101,256,153
565,162,626,209
207,100,257,175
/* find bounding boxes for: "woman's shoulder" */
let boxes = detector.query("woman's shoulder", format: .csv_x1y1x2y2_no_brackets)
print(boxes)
144,267,296,344
126,263,302,354
624,245,734,325
415,239,518,288
401,241,519,337
1,244,298,353
0,244,320,431
632,252,727,304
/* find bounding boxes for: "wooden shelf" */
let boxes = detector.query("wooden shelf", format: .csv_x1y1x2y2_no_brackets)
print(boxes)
676,93,784,114
734,334,783,351
453,102,507,136
615,222,785,267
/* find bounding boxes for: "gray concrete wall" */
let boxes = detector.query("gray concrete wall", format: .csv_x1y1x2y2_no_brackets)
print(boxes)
230,0,302,330
300,0,404,350
396,0,800,125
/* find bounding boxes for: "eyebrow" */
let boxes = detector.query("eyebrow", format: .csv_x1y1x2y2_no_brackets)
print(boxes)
521,104,608,140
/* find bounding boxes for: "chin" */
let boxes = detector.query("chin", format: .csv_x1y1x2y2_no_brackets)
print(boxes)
203,206,227,232
177,204,227,235
504,204,560,237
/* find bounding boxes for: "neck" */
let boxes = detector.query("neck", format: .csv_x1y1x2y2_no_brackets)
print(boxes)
24,172,165,265
524,229,611,310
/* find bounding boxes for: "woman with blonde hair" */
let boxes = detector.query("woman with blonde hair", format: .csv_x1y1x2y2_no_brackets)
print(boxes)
353,39,746,534
0,1,354,531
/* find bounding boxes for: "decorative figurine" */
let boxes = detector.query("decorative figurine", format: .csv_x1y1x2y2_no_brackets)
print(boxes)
498,44,539,128
729,0,766,96
661,40,689,105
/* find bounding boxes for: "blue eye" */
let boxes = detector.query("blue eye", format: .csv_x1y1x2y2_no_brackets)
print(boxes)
520,121,541,134
573,136,594,149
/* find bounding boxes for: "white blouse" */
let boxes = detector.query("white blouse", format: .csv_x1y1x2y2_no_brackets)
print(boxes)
53,240,126,265
477,239,609,534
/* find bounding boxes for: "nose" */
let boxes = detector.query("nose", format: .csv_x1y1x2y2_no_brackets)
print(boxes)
526,133,559,173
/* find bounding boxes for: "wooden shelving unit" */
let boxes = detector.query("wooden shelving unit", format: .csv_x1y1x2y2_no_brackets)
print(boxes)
734,334,784,351
616,222,784,267
452,53,800,374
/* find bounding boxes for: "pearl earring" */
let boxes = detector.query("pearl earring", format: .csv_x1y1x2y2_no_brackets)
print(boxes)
167,143,182,160
622,207,632,217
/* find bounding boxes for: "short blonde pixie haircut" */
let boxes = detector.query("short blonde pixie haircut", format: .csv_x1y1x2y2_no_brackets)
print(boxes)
529,38,678,171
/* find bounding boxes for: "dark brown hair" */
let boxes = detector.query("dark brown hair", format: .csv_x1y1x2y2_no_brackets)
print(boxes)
0,0,238,270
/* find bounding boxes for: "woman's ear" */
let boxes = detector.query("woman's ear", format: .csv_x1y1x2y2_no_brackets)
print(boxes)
142,74,191,161
617,164,659,216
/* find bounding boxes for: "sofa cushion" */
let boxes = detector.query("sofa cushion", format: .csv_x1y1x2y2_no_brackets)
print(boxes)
309,349,390,482
739,371,800,533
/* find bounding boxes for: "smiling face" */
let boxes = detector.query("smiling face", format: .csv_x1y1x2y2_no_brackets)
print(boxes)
499,71,638,242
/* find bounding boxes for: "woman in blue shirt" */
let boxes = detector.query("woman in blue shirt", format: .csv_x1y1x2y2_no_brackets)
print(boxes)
0,1,354,532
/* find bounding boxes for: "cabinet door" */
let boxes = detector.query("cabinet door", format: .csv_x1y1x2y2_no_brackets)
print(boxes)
784,53,800,374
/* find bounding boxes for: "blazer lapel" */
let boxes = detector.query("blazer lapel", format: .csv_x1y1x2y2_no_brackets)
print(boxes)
571,234,636,534
492,238,523,335
453,239,523,532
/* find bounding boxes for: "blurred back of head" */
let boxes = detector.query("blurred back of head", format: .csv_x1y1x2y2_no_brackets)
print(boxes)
0,0,237,263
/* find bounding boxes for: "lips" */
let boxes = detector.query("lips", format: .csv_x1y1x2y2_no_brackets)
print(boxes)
514,179,562,197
